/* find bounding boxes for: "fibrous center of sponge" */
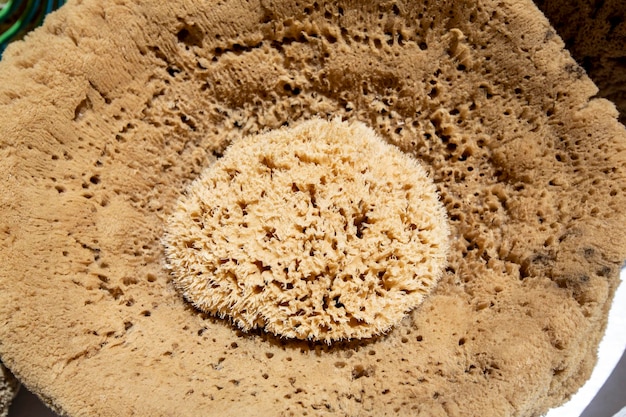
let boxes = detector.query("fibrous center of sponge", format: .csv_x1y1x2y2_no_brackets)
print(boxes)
164,119,449,343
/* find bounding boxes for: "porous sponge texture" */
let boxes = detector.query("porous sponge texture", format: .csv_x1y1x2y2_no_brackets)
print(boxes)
0,0,626,417
164,119,449,342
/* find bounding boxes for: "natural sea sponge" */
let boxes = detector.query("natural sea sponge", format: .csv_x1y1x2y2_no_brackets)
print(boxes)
164,119,449,342
1,0,626,417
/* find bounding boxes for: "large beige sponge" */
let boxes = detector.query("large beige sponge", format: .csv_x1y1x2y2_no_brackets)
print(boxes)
1,0,626,416
164,119,449,342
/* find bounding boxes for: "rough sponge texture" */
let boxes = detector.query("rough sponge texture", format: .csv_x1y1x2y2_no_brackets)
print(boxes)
164,119,449,342
536,0,626,123
1,0,626,417
0,363,18,417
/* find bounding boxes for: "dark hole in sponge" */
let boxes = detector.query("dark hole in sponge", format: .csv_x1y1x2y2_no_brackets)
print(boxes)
176,25,204,48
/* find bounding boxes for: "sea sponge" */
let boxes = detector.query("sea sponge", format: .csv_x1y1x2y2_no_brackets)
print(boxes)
164,119,449,342
0,1,626,416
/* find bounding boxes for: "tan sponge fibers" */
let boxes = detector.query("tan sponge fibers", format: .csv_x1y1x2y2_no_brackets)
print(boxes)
164,119,450,342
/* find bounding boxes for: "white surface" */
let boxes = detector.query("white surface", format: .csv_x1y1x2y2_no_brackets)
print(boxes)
545,268,626,417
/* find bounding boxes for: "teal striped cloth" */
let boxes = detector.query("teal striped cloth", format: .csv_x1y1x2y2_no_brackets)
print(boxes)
0,0,66,56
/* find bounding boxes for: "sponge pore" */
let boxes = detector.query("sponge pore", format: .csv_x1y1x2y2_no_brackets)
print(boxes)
163,119,450,342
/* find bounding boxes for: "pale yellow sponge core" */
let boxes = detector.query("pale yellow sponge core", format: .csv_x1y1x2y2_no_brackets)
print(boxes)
163,119,450,342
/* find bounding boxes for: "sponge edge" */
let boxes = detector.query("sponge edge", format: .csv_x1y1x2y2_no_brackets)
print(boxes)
164,118,450,342
0,362,18,417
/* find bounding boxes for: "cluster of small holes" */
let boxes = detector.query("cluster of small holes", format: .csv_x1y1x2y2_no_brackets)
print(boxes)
52,0,614,331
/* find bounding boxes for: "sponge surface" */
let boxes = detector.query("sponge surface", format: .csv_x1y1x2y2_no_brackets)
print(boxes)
0,0,625,416
164,119,449,342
